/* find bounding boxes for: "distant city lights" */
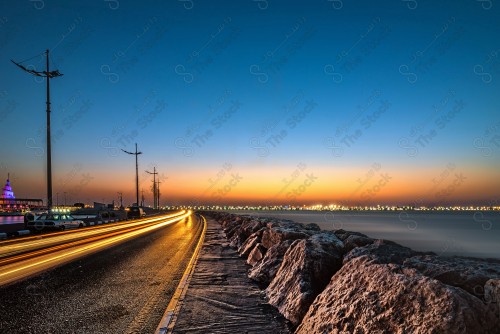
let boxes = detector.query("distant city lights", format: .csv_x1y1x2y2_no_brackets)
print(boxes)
163,204,500,211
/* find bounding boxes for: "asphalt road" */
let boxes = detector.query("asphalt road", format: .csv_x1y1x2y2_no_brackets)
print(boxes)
0,213,203,334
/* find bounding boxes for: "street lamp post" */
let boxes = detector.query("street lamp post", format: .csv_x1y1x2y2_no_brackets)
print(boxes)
157,179,162,209
11,50,63,210
145,167,158,210
121,143,142,207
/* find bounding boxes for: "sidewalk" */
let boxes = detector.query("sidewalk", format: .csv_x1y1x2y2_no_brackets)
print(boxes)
172,218,291,334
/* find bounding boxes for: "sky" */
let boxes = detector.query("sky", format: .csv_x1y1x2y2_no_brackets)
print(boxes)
0,0,499,207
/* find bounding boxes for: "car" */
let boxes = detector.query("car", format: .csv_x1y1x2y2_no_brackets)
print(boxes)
76,210,123,226
27,213,85,231
23,210,47,228
126,206,146,219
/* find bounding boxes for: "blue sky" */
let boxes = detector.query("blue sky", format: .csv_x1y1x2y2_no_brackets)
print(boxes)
1,0,499,206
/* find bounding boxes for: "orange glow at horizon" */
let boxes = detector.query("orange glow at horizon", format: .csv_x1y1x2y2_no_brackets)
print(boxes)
7,162,500,206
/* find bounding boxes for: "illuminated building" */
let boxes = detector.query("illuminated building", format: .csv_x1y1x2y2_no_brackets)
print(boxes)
0,174,43,211
1,174,15,199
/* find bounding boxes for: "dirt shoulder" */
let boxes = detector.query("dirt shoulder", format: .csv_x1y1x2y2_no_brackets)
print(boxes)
172,217,291,334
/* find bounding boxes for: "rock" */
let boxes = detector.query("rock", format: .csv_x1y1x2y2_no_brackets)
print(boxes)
264,219,303,229
303,223,321,231
266,232,344,326
261,226,311,249
219,215,266,249
331,229,375,252
296,256,499,334
228,219,266,248
404,255,500,298
238,228,266,258
247,243,266,266
344,238,418,265
248,239,294,286
485,279,500,316
222,217,243,238
342,234,375,252
333,229,369,240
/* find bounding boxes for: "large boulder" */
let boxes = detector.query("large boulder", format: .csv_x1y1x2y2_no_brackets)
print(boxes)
485,279,500,316
222,216,244,237
344,238,419,265
261,225,312,249
247,243,266,266
333,229,375,252
296,256,499,334
404,255,500,298
303,223,321,232
332,229,369,240
228,218,266,248
246,222,314,286
238,228,266,258
266,232,344,326
264,219,301,229
248,239,295,286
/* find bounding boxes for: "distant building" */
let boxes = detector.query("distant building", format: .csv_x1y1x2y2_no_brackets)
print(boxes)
94,202,107,209
0,174,43,211
1,174,15,199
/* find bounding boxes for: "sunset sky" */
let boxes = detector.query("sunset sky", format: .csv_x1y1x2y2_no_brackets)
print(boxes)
1,0,499,206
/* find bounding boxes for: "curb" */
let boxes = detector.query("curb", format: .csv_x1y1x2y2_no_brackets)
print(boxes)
16,230,31,236
0,230,31,239
154,214,208,334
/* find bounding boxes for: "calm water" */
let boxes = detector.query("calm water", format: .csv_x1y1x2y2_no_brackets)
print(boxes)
0,215,24,224
228,210,500,259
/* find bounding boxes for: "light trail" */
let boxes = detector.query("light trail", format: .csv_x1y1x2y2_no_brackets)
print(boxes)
0,210,192,287
0,211,186,258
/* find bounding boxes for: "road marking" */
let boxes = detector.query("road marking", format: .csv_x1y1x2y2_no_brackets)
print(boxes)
155,214,208,334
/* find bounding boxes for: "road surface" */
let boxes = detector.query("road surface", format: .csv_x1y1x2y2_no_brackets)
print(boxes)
0,211,204,333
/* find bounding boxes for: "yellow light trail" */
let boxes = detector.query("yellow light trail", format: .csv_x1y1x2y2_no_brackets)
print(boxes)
0,211,192,287
0,211,186,258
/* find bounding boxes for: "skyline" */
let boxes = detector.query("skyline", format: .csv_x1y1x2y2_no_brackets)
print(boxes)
1,0,499,207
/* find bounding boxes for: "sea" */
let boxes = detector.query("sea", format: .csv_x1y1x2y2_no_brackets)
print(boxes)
0,215,24,224
2,211,498,259
227,210,500,259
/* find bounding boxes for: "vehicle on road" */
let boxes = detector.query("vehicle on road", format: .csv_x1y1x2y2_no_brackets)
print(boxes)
24,210,47,228
126,206,146,219
72,209,125,226
27,213,85,231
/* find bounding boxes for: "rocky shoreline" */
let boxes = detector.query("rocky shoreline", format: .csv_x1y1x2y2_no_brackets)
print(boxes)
205,211,500,333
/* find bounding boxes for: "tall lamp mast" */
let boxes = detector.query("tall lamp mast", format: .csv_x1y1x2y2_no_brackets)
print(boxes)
12,50,63,209
121,143,142,207
145,167,158,209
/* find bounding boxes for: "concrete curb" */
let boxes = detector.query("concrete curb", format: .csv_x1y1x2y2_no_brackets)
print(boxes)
154,214,208,334
0,230,31,239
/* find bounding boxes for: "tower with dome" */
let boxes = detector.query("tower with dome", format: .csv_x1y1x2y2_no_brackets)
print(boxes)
0,174,42,211
1,174,15,199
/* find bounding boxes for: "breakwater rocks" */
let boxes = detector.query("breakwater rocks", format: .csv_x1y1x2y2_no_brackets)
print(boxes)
206,212,500,333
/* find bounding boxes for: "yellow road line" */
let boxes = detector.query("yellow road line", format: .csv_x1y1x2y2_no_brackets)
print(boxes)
155,214,208,334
